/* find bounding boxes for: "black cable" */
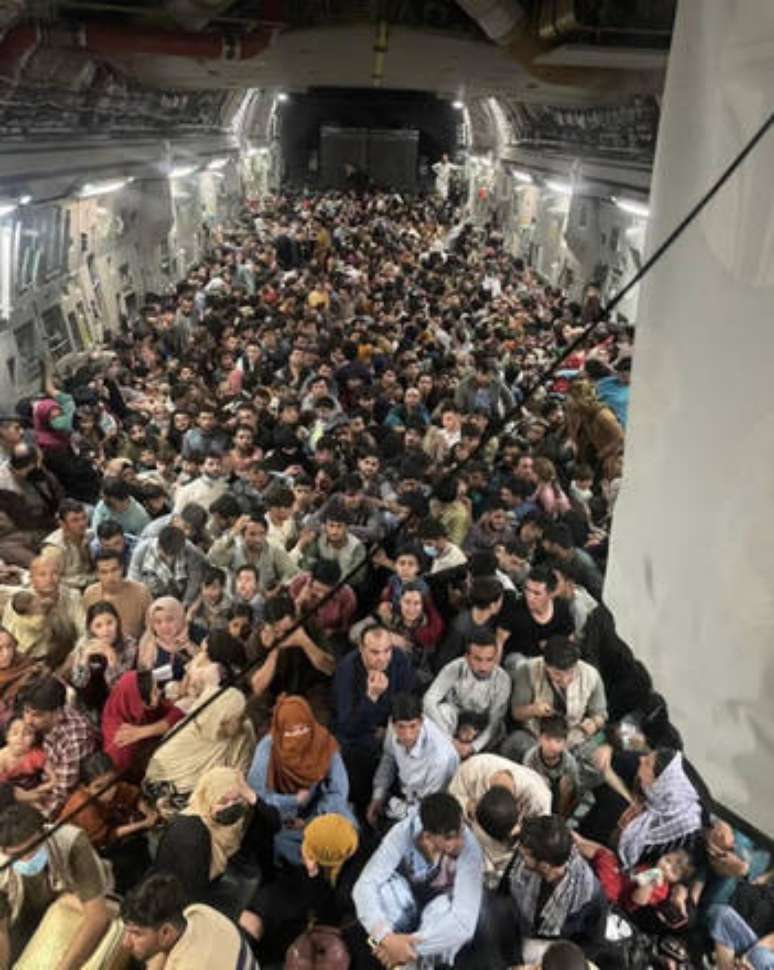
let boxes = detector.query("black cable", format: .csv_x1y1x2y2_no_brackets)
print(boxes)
3,110,772,871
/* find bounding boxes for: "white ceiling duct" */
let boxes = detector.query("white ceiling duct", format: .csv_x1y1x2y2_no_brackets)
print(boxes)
455,0,525,44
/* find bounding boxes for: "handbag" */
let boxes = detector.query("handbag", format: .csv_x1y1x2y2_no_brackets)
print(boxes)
284,923,351,970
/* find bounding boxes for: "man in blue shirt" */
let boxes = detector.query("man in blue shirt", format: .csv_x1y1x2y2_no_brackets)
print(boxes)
332,624,415,814
353,793,483,969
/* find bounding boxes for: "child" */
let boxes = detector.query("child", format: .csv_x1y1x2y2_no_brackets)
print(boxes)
187,565,233,640
523,715,581,817
574,831,693,918
3,590,47,658
232,564,265,622
0,715,55,808
60,751,156,893
377,545,430,617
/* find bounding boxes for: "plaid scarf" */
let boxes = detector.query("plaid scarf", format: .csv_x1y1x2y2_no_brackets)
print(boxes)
618,753,702,870
510,847,598,937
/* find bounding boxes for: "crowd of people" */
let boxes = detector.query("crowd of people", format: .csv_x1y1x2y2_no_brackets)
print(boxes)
0,187,768,970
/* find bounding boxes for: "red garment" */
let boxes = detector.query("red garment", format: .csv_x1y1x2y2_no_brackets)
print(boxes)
288,573,357,635
33,398,69,451
0,747,46,785
101,671,183,773
592,847,670,912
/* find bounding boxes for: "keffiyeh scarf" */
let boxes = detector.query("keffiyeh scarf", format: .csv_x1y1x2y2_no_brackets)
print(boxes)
510,847,598,937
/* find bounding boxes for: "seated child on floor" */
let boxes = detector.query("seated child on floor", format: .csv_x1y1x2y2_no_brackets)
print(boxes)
0,715,55,808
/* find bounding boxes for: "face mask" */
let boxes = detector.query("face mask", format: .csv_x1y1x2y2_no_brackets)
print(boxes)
422,545,438,559
213,801,248,826
49,415,70,432
13,845,48,877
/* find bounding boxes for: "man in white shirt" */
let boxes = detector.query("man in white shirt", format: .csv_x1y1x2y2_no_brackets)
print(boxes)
173,451,228,513
368,692,459,827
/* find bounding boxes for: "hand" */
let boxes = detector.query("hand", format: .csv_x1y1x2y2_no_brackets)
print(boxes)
366,799,383,828
375,933,417,968
296,788,312,806
114,722,146,748
532,700,554,718
232,514,251,536
372,548,391,568
297,527,317,549
580,717,598,736
236,774,257,807
366,670,389,702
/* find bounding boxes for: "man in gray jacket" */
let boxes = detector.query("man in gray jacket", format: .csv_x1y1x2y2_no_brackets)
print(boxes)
128,524,207,605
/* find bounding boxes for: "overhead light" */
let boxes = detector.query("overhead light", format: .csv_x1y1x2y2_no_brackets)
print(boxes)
613,196,650,218
169,164,197,179
79,179,129,199
452,100,464,110
207,157,228,170
546,179,573,195
276,92,288,102
512,170,533,184
0,204,16,218
18,194,32,206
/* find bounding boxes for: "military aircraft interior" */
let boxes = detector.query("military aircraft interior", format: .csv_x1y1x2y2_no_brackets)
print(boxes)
0,2,772,968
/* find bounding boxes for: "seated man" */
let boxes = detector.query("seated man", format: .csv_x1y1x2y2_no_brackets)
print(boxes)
287,559,357,644
121,872,260,970
424,630,511,760
208,513,298,594
332,624,416,813
173,449,228,513
293,504,368,588
503,565,574,663
23,676,97,817
89,519,138,574
0,803,112,969
41,498,95,592
507,815,607,965
503,636,607,772
1,556,85,661
353,793,483,969
82,549,152,641
448,752,551,888
129,524,207,605
368,692,460,827
91,476,151,536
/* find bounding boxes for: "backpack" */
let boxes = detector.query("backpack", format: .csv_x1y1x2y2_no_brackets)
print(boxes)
284,925,350,970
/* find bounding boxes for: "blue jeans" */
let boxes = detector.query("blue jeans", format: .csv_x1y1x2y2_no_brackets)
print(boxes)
707,904,774,970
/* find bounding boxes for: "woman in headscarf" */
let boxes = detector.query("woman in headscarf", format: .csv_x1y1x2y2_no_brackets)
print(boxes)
101,670,185,777
246,695,354,865
617,749,704,870
239,813,363,963
143,686,256,807
154,765,279,906
137,596,197,677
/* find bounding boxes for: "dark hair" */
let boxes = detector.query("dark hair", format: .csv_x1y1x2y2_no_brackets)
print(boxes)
468,550,499,579
419,792,462,836
202,565,226,587
23,676,66,713
120,873,187,931
179,503,208,533
520,815,573,867
86,600,124,644
391,692,422,722
102,477,131,502
96,519,124,541
542,941,587,970
543,636,580,671
158,525,186,557
539,714,568,739
80,751,116,784
418,518,446,541
526,564,557,592
94,548,123,567
210,494,241,520
476,785,520,843
266,486,294,509
311,559,341,587
58,498,85,520
654,747,678,778
0,804,45,849
205,629,247,671
136,670,154,706
543,523,574,551
264,594,295,625
394,544,422,564
234,563,259,580
469,576,503,609
467,625,496,649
